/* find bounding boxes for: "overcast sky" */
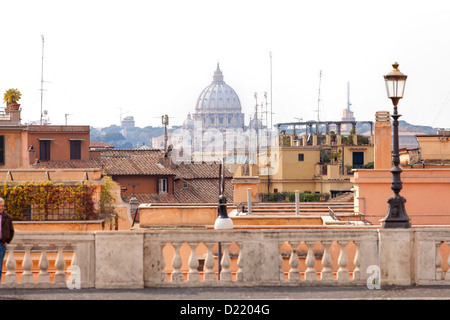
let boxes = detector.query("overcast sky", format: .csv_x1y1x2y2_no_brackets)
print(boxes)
1,0,450,130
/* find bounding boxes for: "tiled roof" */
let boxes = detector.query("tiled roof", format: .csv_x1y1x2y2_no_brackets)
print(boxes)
36,149,234,204
26,125,90,132
173,178,233,203
35,149,174,176
124,179,233,204
35,149,232,178
172,162,233,179
89,141,114,148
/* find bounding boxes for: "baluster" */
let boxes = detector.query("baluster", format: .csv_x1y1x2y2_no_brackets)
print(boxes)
288,241,300,281
70,244,78,267
446,241,450,282
279,241,286,281
304,241,317,281
5,244,17,284
38,244,50,283
337,241,350,282
320,241,333,281
21,245,34,283
187,242,200,282
203,242,216,282
435,241,444,281
352,241,361,281
219,242,232,282
236,242,243,282
170,242,183,282
161,243,167,282
54,245,67,283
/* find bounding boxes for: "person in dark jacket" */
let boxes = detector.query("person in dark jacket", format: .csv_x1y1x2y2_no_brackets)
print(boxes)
0,197,14,281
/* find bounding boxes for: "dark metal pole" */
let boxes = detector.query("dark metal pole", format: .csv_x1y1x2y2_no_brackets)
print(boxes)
381,106,411,228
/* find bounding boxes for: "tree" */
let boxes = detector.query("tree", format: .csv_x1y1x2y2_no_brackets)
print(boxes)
103,131,126,147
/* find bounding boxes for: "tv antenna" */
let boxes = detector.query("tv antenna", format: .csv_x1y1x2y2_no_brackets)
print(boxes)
162,114,169,153
40,35,45,125
315,70,323,123
269,51,273,128
65,113,72,125
347,82,352,111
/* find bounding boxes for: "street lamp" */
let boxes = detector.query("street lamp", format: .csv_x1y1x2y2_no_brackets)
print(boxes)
130,196,140,228
380,62,411,228
214,160,234,230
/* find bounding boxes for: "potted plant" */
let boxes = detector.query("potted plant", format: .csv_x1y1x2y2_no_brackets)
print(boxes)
329,152,341,164
3,88,22,112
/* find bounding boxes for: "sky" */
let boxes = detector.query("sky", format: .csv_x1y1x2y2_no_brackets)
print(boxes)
1,0,450,130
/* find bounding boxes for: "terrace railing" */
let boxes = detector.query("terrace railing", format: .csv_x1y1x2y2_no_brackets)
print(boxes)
1,228,450,289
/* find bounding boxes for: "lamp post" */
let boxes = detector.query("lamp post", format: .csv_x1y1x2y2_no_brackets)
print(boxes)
380,62,411,228
214,160,234,230
130,196,140,228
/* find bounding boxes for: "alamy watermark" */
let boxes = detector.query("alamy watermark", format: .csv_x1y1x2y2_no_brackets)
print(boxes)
366,265,381,290
166,121,281,174
66,265,81,290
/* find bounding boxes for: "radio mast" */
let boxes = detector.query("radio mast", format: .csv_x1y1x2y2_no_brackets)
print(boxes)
40,35,45,125
347,82,352,111
316,70,323,123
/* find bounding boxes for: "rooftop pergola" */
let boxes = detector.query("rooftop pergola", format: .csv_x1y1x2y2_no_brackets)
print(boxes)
275,120,374,136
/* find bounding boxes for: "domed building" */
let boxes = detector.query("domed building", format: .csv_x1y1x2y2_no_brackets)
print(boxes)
192,64,245,131
182,113,194,131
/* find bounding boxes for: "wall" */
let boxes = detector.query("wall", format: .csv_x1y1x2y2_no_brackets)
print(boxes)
0,128,24,169
13,221,104,231
113,175,162,195
353,168,450,225
416,135,450,161
139,204,218,227
260,144,373,194
27,126,90,161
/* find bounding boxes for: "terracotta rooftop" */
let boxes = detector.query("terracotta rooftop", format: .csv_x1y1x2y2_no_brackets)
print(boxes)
36,149,233,178
26,125,90,132
35,149,175,176
35,149,234,203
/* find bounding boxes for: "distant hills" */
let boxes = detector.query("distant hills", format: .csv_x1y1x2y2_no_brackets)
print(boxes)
90,121,440,150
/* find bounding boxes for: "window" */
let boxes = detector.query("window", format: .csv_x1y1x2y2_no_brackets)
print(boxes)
158,178,168,194
182,182,188,189
298,153,304,161
39,140,51,161
352,152,364,168
70,140,82,160
0,135,4,165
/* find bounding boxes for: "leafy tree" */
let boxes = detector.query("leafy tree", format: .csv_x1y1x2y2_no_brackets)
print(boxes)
103,131,126,147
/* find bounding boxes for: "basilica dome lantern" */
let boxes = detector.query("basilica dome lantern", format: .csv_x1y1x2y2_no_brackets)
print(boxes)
192,64,245,131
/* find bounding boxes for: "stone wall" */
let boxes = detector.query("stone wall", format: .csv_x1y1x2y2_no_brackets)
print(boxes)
2,228,450,289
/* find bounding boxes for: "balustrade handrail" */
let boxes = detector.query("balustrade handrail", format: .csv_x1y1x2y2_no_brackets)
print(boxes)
1,228,450,289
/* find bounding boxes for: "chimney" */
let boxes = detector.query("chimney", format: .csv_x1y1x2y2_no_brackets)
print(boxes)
5,103,21,125
374,111,392,169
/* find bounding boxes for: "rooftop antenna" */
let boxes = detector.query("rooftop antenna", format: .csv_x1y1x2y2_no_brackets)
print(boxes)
40,35,45,125
315,70,322,123
162,114,169,153
65,113,73,126
254,92,260,155
347,82,352,111
269,52,273,128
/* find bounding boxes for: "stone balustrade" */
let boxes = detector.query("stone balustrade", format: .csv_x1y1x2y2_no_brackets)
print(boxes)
1,228,450,289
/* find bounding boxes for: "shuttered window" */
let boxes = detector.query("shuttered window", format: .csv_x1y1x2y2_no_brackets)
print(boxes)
70,140,82,160
39,140,51,161
0,136,4,165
